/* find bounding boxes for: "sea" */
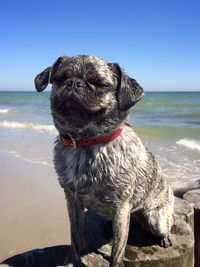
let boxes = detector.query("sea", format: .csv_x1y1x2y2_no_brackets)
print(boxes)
0,91,200,189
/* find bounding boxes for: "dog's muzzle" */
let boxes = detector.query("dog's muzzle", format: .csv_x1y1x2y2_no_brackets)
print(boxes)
66,77,86,94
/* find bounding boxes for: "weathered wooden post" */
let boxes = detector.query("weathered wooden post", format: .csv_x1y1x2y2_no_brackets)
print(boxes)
184,189,200,267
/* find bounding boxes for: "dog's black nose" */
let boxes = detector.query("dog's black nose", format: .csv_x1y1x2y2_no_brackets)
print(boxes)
66,78,85,92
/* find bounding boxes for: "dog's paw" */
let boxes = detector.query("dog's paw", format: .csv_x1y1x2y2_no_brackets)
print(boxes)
160,236,172,248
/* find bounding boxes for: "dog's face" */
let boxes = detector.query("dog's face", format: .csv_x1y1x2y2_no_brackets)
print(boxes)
35,55,144,135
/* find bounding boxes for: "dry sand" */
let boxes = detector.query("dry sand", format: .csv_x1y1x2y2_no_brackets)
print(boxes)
0,150,70,262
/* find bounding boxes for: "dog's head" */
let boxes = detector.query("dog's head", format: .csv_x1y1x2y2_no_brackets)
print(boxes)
35,55,144,136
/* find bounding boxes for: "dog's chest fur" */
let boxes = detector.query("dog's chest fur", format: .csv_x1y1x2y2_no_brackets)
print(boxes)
54,126,162,218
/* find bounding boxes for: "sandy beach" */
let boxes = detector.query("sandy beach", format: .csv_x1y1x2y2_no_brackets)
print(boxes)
0,150,70,262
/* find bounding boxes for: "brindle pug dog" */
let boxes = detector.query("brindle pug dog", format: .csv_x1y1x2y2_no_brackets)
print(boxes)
35,55,174,267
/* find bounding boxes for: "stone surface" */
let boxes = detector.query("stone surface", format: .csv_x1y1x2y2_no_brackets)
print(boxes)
174,196,194,228
82,253,109,267
184,189,200,267
83,197,194,267
184,189,200,209
174,181,200,198
1,197,194,267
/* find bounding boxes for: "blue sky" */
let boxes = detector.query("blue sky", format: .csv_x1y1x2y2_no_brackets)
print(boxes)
0,0,200,91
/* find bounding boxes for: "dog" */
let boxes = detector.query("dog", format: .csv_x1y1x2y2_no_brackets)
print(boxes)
35,55,174,267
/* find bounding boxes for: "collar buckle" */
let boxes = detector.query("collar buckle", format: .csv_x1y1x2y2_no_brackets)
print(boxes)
70,139,76,149
60,133,77,149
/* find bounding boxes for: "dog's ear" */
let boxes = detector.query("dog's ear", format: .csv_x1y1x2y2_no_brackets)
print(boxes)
109,63,144,111
34,67,51,92
34,56,67,92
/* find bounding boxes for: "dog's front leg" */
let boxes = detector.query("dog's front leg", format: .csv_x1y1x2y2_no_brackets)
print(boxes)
64,189,85,267
110,202,131,267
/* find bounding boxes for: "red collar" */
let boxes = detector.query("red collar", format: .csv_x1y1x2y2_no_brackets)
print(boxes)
60,128,122,148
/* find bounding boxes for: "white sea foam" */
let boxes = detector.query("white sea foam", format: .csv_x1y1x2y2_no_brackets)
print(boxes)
176,138,200,152
8,150,53,166
0,120,57,134
0,109,9,113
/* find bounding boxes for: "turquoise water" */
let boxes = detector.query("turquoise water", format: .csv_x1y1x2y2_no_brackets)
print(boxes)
0,91,200,188
132,92,200,140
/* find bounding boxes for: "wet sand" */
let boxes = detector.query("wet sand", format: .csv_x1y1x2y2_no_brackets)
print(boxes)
0,150,70,262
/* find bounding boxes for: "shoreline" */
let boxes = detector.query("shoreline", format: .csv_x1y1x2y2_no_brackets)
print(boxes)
0,150,70,261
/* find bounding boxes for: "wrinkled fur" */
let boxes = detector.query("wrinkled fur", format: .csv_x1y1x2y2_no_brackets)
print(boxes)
35,55,174,267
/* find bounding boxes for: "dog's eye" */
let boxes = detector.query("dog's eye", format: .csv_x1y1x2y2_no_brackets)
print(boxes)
53,76,64,84
90,80,110,88
98,83,110,88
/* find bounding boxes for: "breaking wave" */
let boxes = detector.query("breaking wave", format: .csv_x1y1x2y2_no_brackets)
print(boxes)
176,138,200,152
0,109,9,113
0,120,57,134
